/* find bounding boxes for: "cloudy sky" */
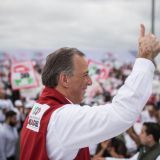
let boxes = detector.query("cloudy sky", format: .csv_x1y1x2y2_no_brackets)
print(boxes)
0,0,159,60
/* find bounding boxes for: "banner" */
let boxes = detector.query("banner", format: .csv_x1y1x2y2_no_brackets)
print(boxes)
88,59,110,81
11,61,38,90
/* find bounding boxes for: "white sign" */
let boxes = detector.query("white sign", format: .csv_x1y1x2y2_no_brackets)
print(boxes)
27,103,50,132
11,61,38,90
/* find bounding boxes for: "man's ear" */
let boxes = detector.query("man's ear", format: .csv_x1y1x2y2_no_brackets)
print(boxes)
59,72,69,88
148,134,154,142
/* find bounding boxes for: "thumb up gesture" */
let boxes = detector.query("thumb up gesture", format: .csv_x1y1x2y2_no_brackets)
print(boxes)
138,24,160,61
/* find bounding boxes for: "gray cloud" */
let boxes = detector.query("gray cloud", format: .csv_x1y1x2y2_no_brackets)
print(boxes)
0,0,159,55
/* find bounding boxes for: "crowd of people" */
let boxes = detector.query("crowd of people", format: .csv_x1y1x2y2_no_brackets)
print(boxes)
0,56,160,160
0,51,160,160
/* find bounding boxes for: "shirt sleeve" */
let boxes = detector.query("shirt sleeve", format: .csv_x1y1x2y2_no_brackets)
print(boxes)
47,58,155,150
156,155,160,160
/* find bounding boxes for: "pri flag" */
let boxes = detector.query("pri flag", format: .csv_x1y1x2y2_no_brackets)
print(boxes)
88,59,110,81
11,61,38,90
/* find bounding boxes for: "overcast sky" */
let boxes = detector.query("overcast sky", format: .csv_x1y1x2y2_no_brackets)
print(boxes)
0,0,159,60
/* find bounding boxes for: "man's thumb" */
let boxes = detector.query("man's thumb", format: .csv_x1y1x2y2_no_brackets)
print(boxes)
140,24,145,38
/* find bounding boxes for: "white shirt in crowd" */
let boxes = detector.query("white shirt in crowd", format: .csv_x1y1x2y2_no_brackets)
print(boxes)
0,99,14,123
0,123,18,160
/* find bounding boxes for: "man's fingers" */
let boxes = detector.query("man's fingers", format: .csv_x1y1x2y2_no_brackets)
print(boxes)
140,24,145,38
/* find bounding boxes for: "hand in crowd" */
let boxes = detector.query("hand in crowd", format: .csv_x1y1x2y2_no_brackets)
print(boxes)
126,127,141,146
101,140,111,150
138,24,160,61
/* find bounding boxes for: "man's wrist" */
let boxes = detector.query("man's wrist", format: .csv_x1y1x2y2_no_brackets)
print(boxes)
138,55,153,61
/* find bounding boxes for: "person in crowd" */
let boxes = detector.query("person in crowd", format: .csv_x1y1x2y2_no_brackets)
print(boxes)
137,103,158,124
94,122,160,160
94,140,112,158
14,100,25,131
20,24,160,160
124,126,141,156
0,87,15,123
93,138,127,159
23,99,35,118
0,110,18,160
